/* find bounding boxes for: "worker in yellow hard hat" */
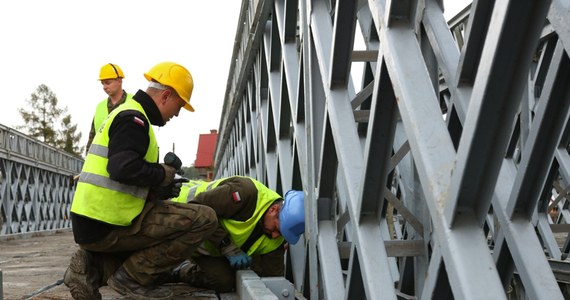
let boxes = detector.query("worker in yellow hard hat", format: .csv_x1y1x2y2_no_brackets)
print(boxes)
64,62,217,300
85,63,133,155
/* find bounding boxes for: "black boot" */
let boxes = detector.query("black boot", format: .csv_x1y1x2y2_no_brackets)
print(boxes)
158,260,192,284
107,266,173,300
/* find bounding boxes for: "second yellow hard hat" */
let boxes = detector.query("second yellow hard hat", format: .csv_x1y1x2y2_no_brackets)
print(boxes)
99,63,124,80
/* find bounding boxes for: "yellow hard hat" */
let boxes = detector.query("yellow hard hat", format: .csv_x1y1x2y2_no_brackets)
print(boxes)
144,62,194,112
99,63,124,80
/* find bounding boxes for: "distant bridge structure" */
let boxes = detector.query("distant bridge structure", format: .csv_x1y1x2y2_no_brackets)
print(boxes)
0,124,81,235
3,0,570,299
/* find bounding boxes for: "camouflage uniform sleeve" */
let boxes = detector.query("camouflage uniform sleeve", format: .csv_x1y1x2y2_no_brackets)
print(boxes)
85,120,96,155
192,177,258,219
191,177,258,246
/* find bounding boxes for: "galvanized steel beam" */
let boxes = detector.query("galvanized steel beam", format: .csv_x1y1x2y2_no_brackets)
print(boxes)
215,0,570,298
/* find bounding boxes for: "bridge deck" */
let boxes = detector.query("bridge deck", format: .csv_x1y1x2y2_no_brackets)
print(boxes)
0,230,238,300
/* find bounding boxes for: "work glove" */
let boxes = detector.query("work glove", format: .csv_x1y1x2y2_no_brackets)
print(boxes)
220,239,252,269
154,176,189,200
164,152,184,175
160,163,177,186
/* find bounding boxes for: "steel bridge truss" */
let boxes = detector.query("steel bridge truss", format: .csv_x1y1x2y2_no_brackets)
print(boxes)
215,0,570,299
0,124,81,235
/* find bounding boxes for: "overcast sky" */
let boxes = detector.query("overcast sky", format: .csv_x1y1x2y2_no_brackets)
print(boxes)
0,0,470,166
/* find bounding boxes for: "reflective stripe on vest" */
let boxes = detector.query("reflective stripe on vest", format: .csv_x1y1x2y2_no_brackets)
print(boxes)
71,99,158,226
172,180,204,203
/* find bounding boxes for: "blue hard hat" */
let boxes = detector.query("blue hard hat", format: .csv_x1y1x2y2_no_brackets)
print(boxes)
279,190,305,244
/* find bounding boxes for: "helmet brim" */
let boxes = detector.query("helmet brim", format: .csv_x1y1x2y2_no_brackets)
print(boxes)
183,102,194,112
282,227,301,244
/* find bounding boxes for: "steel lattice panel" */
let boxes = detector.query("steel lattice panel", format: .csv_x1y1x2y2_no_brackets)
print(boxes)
215,0,570,299
0,124,82,236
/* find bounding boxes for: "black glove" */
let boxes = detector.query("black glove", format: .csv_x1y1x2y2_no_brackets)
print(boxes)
160,164,177,186
154,177,190,200
164,152,184,175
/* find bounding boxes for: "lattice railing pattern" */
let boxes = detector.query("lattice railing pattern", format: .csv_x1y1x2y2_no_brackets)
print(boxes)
0,124,82,235
215,0,570,299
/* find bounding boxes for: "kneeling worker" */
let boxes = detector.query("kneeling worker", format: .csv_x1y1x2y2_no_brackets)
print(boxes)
167,176,305,292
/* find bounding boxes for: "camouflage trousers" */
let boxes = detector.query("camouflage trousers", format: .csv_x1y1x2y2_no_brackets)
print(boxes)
79,200,217,286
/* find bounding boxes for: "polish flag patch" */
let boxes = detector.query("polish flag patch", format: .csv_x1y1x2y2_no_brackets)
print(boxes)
133,116,145,126
232,192,241,203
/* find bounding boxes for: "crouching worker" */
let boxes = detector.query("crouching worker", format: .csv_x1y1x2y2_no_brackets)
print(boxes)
64,62,218,300
166,176,305,293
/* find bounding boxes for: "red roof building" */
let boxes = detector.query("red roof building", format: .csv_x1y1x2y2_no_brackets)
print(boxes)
194,129,217,180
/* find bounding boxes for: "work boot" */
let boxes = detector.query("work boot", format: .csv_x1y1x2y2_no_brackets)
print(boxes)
108,266,173,300
157,260,191,284
63,249,102,300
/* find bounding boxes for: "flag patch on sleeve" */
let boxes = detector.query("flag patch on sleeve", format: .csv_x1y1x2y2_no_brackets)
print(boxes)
232,192,241,203
133,116,145,126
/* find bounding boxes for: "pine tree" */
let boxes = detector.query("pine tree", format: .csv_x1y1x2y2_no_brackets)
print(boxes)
59,114,84,157
18,84,63,145
18,84,84,157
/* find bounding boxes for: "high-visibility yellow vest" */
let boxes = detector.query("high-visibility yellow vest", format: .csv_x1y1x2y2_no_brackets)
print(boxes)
93,93,133,131
172,177,284,256
173,179,203,201
71,99,158,226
